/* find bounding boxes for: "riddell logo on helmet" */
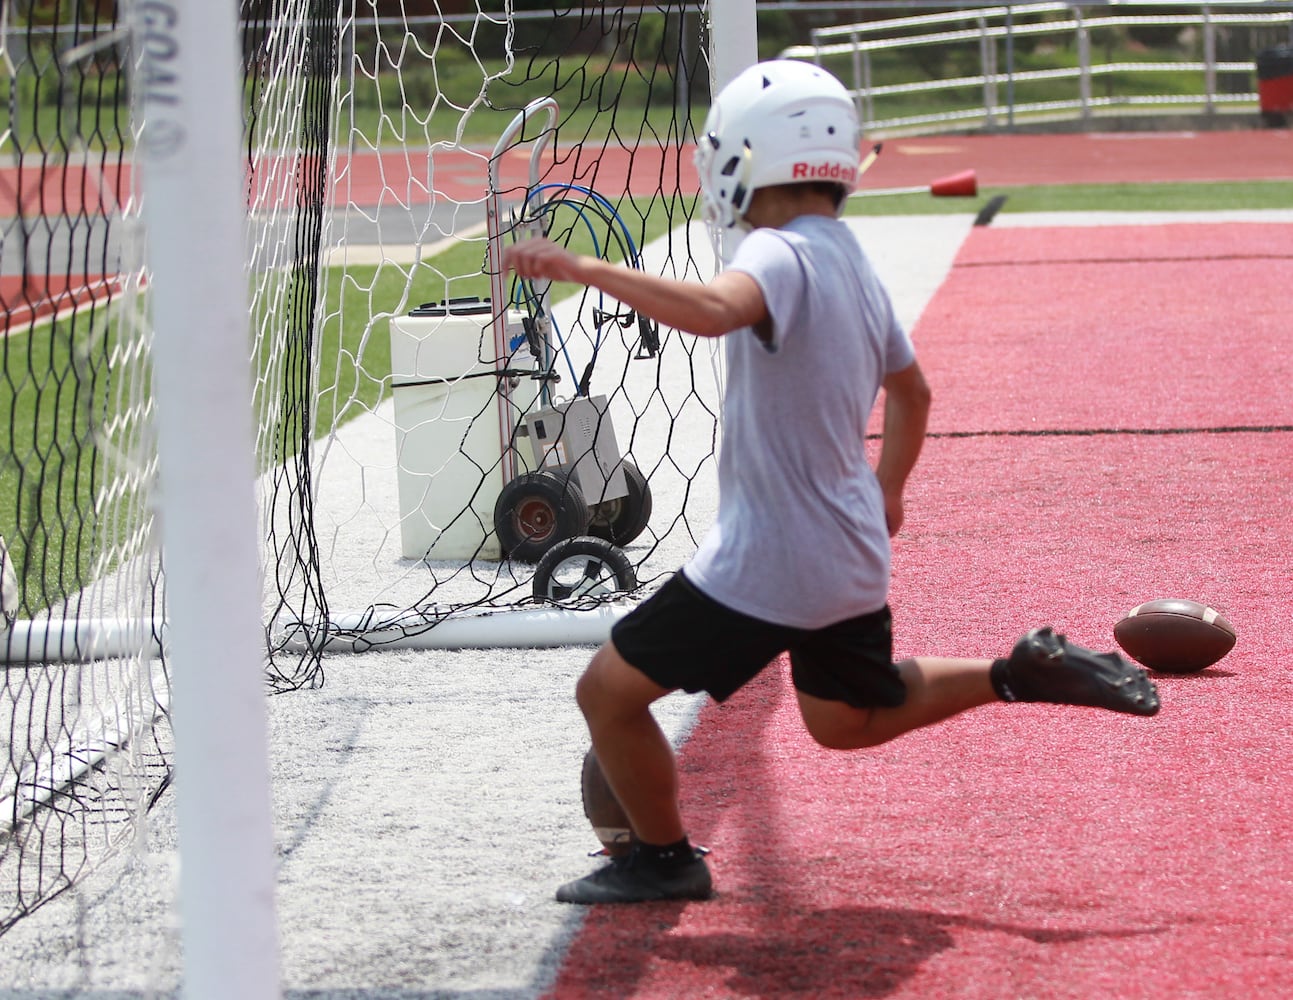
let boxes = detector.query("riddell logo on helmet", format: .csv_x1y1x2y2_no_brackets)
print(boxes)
791,161,857,182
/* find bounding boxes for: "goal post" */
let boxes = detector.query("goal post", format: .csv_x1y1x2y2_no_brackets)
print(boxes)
709,0,759,89
134,1,279,997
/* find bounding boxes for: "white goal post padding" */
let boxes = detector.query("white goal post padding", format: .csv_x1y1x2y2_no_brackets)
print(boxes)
135,2,280,996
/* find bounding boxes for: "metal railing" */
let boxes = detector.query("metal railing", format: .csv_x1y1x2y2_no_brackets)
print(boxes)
780,2,1293,134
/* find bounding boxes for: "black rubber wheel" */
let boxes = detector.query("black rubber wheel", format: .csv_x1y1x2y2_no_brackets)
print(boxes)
587,460,652,546
532,535,637,601
494,470,590,562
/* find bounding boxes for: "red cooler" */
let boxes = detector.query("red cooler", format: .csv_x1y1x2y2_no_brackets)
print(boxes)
1256,46,1293,126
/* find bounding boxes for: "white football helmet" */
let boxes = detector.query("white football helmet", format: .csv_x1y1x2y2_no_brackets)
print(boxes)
695,59,863,242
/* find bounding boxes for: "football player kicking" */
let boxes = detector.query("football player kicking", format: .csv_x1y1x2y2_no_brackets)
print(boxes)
503,60,1160,905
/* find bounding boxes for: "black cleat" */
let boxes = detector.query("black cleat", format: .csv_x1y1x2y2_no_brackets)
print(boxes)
997,626,1160,717
555,847,713,904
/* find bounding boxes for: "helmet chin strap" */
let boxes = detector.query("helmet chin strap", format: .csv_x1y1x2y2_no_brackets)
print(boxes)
702,213,746,267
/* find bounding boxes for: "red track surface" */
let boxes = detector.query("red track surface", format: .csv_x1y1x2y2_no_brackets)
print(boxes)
0,274,118,329
1,131,1286,330
331,129,1293,203
2,130,1288,218
5,131,1286,331
348,129,1293,203
855,129,1293,189
549,222,1293,998
0,162,131,217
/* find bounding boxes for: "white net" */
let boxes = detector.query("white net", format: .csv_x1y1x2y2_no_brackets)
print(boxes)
0,6,171,932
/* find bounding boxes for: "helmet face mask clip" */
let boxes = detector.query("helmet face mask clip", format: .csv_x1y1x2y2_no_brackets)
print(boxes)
698,133,754,232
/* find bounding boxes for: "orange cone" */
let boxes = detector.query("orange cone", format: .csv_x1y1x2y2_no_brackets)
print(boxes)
930,169,978,197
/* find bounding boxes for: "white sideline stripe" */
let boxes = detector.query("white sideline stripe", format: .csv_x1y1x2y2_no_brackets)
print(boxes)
324,221,489,266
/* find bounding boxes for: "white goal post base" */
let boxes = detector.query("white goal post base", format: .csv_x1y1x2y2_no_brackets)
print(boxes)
2,618,165,663
1,605,628,663
277,603,630,654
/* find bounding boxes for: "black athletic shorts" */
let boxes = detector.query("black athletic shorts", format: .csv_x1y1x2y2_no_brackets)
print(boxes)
610,571,906,708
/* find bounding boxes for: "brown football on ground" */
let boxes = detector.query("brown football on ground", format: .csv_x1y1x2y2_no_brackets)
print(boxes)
581,748,634,857
1113,599,1236,674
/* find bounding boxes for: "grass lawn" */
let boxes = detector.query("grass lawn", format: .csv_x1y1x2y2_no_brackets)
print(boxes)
0,319,110,611
846,179,1293,216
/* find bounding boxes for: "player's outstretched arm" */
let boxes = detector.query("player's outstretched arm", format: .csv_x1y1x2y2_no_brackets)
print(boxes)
503,237,766,339
875,361,931,537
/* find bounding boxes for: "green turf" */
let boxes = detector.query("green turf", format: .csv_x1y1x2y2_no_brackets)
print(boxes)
846,179,1293,216
5,10,1255,156
0,311,118,611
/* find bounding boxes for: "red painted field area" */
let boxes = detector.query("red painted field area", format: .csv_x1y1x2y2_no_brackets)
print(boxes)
916,222,1293,433
548,221,1293,998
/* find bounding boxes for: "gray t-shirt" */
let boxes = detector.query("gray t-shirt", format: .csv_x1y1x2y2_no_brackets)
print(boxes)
683,214,916,629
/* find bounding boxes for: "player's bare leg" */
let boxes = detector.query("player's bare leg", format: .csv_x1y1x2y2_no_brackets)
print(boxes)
556,642,713,904
797,656,997,750
575,643,683,846
797,628,1159,750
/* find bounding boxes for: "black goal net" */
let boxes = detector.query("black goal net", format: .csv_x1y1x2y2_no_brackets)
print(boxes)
0,0,725,936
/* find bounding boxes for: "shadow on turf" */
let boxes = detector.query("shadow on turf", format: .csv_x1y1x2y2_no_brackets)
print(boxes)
591,903,1167,998
1150,668,1238,680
